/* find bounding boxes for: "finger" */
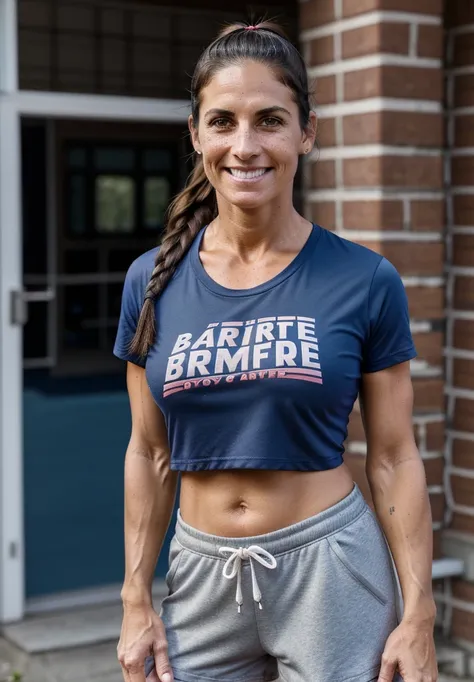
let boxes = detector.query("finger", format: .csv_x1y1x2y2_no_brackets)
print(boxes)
377,655,397,682
154,645,173,682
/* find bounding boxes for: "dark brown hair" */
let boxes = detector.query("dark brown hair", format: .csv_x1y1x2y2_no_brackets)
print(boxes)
129,20,312,357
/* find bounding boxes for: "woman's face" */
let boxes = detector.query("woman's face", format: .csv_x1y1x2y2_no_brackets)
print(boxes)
190,60,316,211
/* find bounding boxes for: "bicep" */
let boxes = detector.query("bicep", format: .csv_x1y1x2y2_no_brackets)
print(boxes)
360,361,418,475
126,362,170,457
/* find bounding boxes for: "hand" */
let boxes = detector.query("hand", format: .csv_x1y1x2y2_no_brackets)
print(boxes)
377,619,437,682
118,603,174,682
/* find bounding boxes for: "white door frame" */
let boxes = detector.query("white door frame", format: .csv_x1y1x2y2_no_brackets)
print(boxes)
0,0,190,624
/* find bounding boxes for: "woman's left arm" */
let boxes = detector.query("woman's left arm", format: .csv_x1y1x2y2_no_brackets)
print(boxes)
360,360,438,682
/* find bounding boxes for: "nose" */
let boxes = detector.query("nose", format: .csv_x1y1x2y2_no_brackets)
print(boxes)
232,124,261,160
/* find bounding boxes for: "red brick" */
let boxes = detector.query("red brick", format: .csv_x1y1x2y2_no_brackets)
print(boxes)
311,202,336,230
311,160,336,189
315,75,337,105
446,0,474,28
344,156,443,189
426,422,445,451
417,25,443,59
407,287,444,319
453,234,474,267
454,276,474,311
424,457,444,486
300,0,335,30
317,117,336,147
412,332,444,367
343,200,403,230
410,200,444,231
453,579,474,603
453,397,474,433
452,511,474,534
454,33,474,68
450,157,474,187
344,66,443,102
342,23,409,60
454,320,474,351
454,74,474,108
343,0,442,17
453,196,474,226
455,115,474,147
413,378,445,411
454,359,474,391
452,608,474,645
357,241,443,276
309,35,334,67
451,474,474,508
343,111,442,147
429,492,445,523
453,439,474,469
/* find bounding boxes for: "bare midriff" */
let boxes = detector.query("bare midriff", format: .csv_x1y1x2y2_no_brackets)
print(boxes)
179,463,355,537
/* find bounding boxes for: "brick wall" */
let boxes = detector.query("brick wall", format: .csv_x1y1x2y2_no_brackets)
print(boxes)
443,0,474,647
299,0,445,557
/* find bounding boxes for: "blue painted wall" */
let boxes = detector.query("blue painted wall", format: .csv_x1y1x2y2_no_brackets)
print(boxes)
23,383,176,597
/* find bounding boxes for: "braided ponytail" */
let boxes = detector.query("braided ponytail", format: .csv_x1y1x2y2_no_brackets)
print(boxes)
128,158,216,357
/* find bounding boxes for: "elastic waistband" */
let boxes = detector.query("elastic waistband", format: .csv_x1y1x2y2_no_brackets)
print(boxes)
175,483,367,558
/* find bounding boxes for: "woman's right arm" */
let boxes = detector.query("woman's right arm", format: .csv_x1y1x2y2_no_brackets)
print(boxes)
118,361,178,682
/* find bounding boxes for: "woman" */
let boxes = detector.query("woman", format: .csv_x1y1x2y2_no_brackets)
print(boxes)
114,21,437,682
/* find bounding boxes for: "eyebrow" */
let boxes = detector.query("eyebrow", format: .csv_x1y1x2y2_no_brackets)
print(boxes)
204,106,291,120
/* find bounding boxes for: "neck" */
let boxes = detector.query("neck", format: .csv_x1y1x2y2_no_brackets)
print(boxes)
209,194,309,256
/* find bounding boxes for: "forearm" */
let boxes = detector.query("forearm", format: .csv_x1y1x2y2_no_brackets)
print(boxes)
367,453,436,624
121,443,179,607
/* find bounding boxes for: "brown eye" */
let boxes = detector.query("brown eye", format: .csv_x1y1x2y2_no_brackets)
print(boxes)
211,118,232,129
261,117,281,127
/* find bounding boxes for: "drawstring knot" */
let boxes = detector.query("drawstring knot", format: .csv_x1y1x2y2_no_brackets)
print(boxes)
219,545,277,613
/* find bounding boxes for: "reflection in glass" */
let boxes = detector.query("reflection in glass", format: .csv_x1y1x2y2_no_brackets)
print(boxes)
143,149,171,172
69,175,87,235
144,176,170,230
68,148,87,168
96,176,135,233
94,148,135,172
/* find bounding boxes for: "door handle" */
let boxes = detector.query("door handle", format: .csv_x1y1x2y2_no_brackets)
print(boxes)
10,289,55,326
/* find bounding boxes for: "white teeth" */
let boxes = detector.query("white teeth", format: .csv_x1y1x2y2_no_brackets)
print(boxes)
229,168,267,179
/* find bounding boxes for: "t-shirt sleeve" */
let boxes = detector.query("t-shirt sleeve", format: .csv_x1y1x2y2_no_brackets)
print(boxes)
363,257,417,373
113,255,151,368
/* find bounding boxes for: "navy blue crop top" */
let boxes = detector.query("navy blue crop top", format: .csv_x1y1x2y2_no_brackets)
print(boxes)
114,225,417,472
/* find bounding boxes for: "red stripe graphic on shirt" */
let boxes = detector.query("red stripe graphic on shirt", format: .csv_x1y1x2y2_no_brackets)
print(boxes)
163,367,322,397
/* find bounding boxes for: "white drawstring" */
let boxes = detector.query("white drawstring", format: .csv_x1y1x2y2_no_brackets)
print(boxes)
218,545,277,613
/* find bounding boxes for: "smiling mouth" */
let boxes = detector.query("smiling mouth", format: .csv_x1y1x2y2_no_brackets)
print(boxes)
226,168,271,180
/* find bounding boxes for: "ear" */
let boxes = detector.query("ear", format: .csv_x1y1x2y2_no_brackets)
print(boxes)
188,114,202,155
300,111,317,155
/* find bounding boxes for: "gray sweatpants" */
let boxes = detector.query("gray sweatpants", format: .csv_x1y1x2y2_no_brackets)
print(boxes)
158,484,404,682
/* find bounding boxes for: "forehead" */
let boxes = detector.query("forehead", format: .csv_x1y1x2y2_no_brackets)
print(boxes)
199,61,296,111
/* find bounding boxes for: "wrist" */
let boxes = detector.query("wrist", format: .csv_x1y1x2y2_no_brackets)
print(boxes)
121,582,153,608
402,595,437,626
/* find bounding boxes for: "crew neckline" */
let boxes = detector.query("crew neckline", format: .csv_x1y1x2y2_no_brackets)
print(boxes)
190,223,322,298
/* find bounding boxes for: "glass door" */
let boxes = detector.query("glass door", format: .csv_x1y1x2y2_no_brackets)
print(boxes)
22,119,187,601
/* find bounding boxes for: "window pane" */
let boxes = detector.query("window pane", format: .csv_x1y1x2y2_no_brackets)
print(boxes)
144,176,170,230
68,148,87,169
94,148,135,172
96,176,135,233
69,174,87,235
143,149,171,173
63,285,100,350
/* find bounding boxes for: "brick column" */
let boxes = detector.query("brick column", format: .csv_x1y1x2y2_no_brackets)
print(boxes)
442,0,474,648
299,0,445,557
